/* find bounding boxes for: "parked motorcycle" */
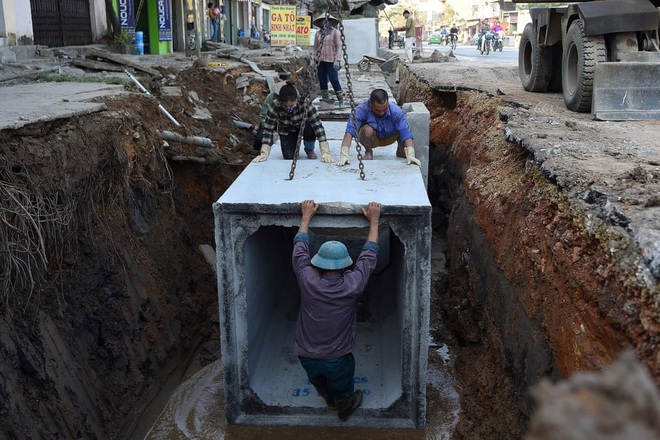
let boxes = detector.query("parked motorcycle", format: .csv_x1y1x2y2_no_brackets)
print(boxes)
492,31,504,52
393,34,405,49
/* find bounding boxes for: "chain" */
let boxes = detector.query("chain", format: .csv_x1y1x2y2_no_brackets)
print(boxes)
288,2,366,181
287,8,331,180
330,1,365,180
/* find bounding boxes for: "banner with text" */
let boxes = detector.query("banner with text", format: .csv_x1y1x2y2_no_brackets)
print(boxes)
296,16,311,46
156,0,172,41
117,0,135,33
270,5,297,47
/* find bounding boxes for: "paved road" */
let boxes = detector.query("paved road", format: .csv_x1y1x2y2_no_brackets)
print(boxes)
422,43,518,65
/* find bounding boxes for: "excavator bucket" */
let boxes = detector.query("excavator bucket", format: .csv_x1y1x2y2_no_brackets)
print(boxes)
592,61,660,121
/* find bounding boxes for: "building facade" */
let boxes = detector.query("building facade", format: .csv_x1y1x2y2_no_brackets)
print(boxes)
0,0,289,54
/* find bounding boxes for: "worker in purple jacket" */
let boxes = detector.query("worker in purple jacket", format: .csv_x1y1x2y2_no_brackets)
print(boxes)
292,199,381,422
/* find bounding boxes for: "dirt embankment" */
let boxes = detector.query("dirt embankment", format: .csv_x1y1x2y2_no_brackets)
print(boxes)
395,64,659,438
0,55,309,438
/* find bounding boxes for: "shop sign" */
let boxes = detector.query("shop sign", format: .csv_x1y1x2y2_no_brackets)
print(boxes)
157,0,172,41
270,5,297,47
118,0,135,31
296,15,311,46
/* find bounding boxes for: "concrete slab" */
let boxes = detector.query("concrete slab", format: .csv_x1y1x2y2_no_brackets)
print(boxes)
214,126,432,428
0,82,129,130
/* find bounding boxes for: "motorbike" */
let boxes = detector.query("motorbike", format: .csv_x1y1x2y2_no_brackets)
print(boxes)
393,34,405,49
492,31,504,52
449,32,458,50
481,31,493,55
441,33,449,46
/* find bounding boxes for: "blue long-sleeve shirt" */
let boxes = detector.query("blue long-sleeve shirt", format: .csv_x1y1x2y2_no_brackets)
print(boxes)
345,100,414,142
292,232,379,359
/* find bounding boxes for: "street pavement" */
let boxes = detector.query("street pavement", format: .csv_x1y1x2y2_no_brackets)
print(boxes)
0,82,128,130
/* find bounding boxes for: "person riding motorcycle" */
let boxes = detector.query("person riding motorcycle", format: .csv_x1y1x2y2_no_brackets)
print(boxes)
439,26,448,46
490,20,504,51
476,19,490,51
449,24,459,47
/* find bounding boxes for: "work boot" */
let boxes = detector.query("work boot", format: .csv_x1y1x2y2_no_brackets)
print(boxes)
335,91,344,107
304,140,317,159
320,90,333,103
313,385,336,410
336,390,363,421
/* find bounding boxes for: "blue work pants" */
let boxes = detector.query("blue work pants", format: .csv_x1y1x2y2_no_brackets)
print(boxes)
317,61,342,93
298,353,355,401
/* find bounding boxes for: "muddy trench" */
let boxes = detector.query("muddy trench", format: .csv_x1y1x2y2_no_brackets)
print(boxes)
0,62,655,439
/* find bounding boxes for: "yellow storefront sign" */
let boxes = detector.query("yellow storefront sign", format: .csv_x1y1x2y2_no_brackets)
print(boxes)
270,5,297,47
296,16,311,46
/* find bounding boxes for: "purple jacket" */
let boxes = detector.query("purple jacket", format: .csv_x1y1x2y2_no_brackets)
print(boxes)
292,232,378,359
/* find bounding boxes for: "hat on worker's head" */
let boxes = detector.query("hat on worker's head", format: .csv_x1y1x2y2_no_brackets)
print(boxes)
313,13,339,27
311,241,353,270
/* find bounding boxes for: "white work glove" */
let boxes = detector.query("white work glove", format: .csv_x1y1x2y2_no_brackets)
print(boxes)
252,144,271,163
319,141,334,163
337,144,351,166
404,145,421,166
333,60,341,71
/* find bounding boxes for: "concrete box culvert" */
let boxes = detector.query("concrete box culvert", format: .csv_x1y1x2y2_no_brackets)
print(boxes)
213,156,432,428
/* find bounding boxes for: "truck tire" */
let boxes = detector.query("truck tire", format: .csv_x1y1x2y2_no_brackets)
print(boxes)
519,23,553,92
562,19,606,112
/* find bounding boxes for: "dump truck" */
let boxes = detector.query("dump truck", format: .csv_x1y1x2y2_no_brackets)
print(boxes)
514,0,660,120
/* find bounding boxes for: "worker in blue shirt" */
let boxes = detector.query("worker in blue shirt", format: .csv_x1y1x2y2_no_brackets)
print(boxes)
337,89,420,166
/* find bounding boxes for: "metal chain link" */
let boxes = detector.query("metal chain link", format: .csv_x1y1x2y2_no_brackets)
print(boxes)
288,7,331,180
288,1,366,180
330,1,366,180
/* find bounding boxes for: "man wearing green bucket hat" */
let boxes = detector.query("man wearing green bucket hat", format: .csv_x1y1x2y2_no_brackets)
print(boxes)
292,199,381,422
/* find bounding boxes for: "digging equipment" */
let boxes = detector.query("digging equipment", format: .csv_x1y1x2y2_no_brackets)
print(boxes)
514,0,660,120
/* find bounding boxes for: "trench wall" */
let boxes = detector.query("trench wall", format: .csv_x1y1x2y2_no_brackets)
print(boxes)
0,101,221,439
396,69,658,431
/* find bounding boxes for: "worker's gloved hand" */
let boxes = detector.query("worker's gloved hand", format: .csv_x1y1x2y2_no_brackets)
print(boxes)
337,144,351,166
333,60,341,71
319,141,334,163
252,144,271,163
404,145,421,166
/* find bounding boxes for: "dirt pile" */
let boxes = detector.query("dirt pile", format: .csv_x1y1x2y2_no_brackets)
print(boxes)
0,52,308,439
394,58,659,439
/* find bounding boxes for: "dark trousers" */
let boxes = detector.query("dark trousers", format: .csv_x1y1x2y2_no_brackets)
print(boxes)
254,123,316,158
253,125,263,151
298,353,355,401
317,61,342,93
252,122,316,159
279,122,316,159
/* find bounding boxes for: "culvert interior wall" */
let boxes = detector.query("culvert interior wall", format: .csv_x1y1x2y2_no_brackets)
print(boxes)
213,144,432,428
245,225,403,408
